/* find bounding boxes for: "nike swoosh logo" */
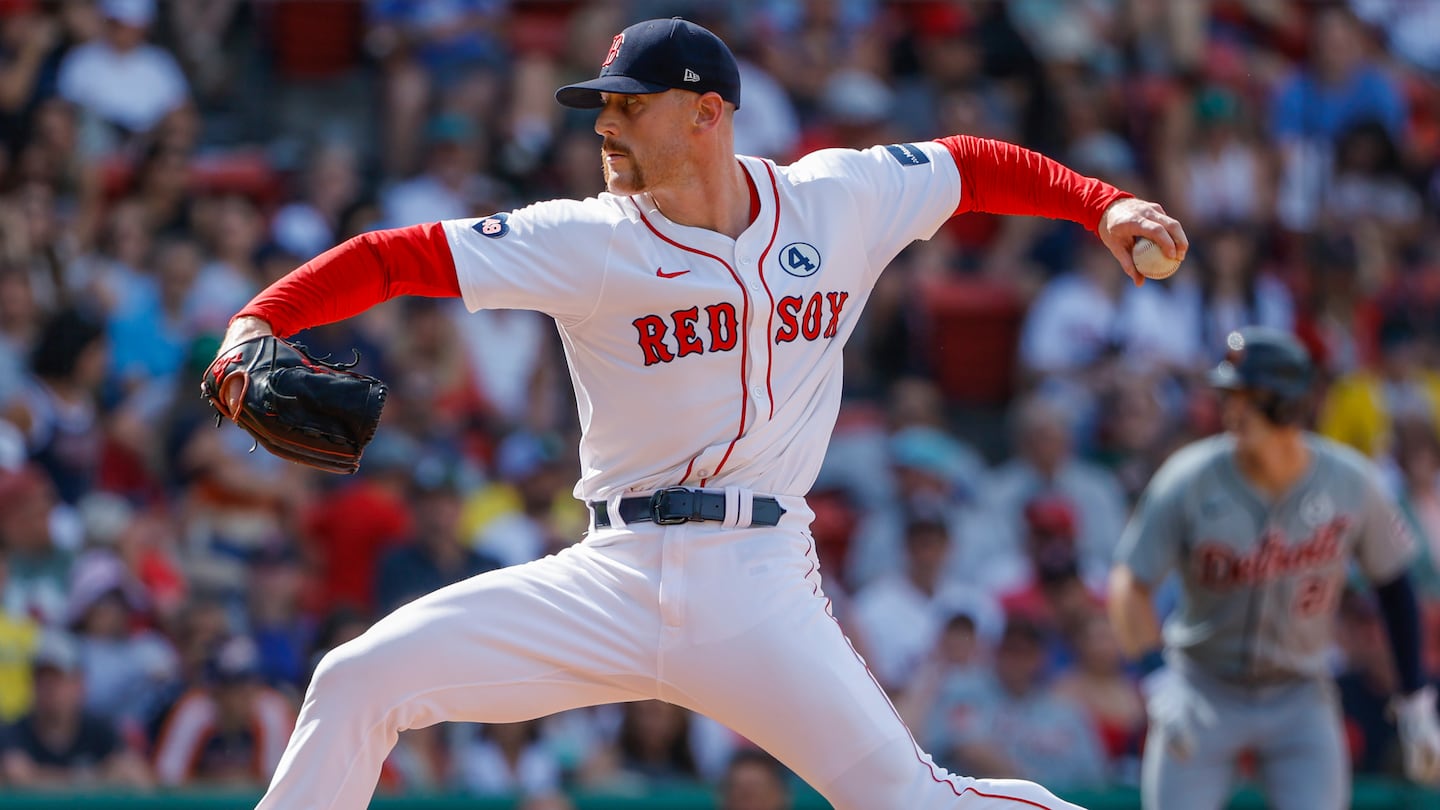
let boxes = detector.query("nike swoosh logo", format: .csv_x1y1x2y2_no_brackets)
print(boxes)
656,267,691,279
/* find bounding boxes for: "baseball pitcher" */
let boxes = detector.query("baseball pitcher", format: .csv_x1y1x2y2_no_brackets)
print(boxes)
1109,327,1440,810
209,18,1187,810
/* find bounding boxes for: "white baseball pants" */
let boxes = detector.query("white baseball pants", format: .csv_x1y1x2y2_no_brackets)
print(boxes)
255,495,1085,810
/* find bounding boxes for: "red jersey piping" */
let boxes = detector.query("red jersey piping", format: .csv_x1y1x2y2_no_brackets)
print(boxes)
633,201,751,487
755,161,782,421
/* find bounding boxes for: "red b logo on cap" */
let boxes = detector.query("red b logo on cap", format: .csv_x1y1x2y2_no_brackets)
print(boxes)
602,33,624,68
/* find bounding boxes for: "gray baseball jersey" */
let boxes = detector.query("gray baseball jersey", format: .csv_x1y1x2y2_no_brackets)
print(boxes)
1115,433,1416,684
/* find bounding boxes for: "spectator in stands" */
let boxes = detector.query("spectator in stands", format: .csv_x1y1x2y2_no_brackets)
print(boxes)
1052,612,1145,777
151,635,295,788
448,301,559,432
851,515,1002,693
612,700,703,790
77,196,156,317
470,430,574,568
270,140,363,260
1089,371,1178,504
381,297,486,447
1392,417,1440,597
5,305,108,504
845,423,990,590
1056,80,1140,196
0,465,70,626
246,544,311,691
453,719,560,797
298,433,413,619
84,497,186,629
1166,86,1273,230
1019,240,1142,400
0,552,40,723
380,724,452,795
931,616,1107,789
984,394,1129,591
1325,119,1424,244
1320,313,1440,458
0,266,41,406
165,333,307,599
718,748,792,810
374,460,501,614
56,0,190,151
65,550,177,728
127,141,193,236
144,594,230,744
800,68,898,152
0,630,152,789
998,495,1102,638
106,233,202,393
365,0,510,178
755,0,884,122
188,192,264,335
0,2,64,151
1271,6,1407,232
1176,224,1294,360
381,112,505,228
899,611,988,739
13,97,104,248
1292,231,1382,376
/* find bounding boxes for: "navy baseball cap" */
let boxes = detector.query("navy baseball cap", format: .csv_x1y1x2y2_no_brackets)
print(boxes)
556,18,741,110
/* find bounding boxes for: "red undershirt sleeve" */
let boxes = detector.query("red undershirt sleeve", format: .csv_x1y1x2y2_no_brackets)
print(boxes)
233,222,461,338
938,134,1133,232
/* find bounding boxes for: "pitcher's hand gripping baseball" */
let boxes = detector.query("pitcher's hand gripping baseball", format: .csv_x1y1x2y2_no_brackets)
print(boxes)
1395,685,1440,785
200,335,387,474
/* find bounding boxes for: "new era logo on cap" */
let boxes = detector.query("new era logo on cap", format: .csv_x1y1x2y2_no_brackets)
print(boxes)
555,18,741,110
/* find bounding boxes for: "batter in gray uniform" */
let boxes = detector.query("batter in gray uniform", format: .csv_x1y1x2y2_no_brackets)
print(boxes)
1108,327,1440,810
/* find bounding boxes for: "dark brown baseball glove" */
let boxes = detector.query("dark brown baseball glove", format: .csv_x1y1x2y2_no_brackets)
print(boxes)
200,335,387,474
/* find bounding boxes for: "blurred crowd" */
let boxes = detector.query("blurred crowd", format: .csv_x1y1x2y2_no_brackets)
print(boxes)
0,0,1439,806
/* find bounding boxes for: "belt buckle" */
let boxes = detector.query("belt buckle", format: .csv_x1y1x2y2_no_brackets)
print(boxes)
650,486,694,525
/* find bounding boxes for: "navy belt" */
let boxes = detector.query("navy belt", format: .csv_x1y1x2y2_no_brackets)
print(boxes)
590,486,786,528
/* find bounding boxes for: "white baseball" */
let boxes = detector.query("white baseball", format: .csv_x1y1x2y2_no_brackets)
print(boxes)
1132,236,1181,280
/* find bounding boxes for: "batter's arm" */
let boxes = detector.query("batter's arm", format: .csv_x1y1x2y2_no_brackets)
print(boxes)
1107,565,1164,660
1378,572,1440,784
1375,572,1425,696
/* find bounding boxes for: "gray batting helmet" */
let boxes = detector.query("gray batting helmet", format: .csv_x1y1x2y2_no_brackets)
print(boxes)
1209,327,1315,425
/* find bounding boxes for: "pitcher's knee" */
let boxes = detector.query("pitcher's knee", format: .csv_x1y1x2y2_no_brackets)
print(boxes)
308,635,400,713
817,738,969,809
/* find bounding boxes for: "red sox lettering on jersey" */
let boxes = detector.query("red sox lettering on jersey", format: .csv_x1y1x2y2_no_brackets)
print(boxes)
443,144,959,499
632,291,851,366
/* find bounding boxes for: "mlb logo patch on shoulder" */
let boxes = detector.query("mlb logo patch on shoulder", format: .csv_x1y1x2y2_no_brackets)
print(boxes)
473,212,510,239
884,143,930,167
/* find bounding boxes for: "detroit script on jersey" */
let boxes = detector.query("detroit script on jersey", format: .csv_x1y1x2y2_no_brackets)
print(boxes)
440,144,961,502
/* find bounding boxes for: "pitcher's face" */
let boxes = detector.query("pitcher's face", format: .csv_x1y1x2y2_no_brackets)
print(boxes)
594,90,694,195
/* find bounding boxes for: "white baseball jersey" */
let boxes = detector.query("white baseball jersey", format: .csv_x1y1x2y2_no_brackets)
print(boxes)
441,143,960,500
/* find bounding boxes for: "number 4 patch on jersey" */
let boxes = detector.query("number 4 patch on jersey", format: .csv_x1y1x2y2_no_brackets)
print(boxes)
473,213,510,238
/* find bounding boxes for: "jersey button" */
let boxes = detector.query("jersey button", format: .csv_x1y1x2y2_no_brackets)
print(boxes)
751,385,765,397
697,469,709,477
748,281,760,291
